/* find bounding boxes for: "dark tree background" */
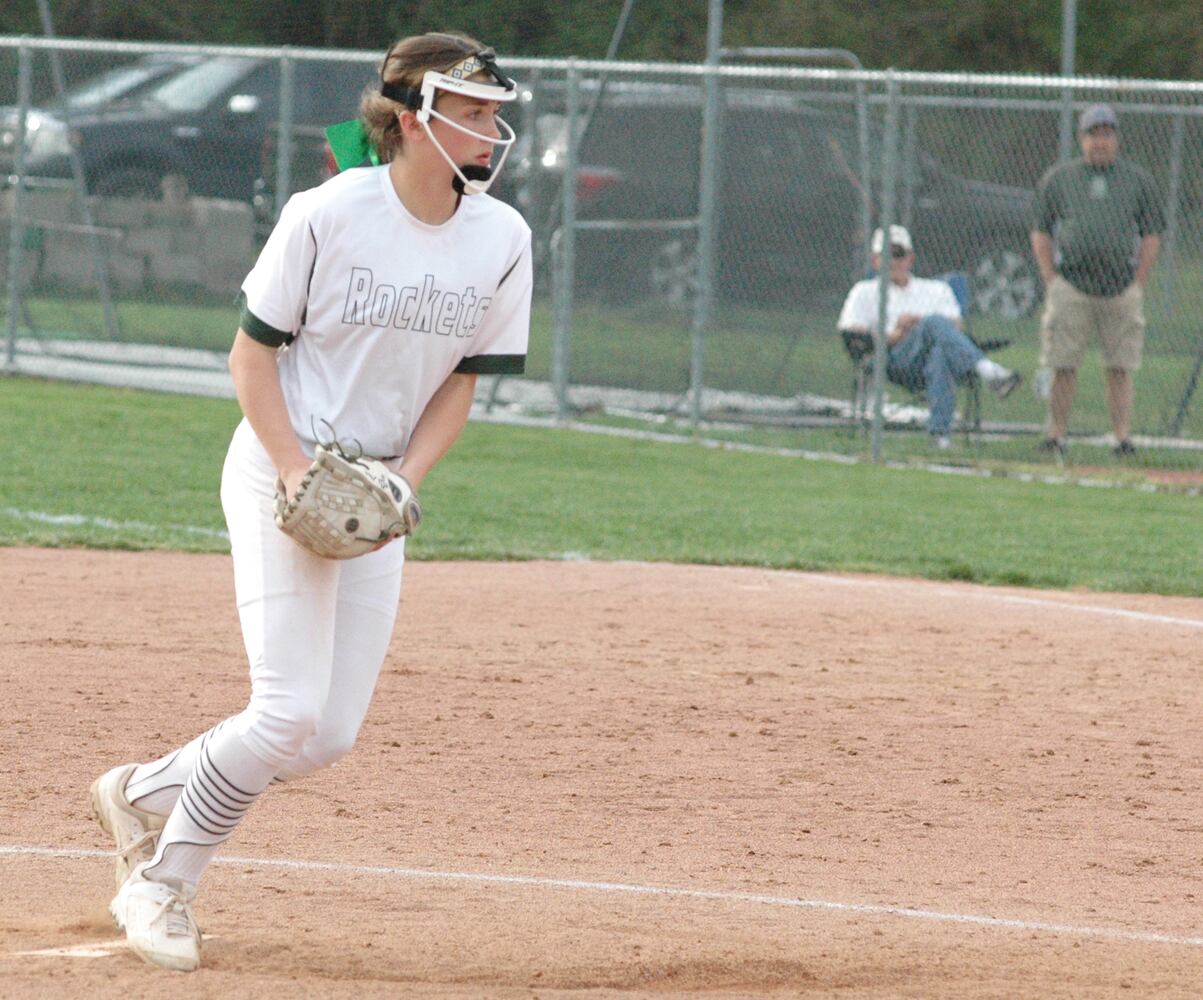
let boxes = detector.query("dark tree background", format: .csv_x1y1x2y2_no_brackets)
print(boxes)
2,0,1201,80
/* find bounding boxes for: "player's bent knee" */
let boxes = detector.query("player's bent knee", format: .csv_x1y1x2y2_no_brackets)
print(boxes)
278,731,360,780
303,728,361,770
241,704,324,768
310,731,360,768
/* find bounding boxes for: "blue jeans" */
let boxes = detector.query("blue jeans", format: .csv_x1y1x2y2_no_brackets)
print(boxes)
886,315,984,435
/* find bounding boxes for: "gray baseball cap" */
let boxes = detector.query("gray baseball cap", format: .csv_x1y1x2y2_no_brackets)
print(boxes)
1078,103,1118,132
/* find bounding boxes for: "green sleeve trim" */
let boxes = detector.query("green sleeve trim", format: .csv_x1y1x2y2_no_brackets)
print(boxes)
239,296,293,347
455,353,526,375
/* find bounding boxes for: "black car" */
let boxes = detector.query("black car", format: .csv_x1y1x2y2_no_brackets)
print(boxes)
1,53,201,177
4,54,375,202
506,80,1039,317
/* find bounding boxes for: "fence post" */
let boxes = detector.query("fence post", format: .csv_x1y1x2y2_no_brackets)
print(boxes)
855,75,873,276
691,0,724,430
870,71,901,464
1165,112,1194,436
36,8,121,342
899,102,917,230
5,42,31,371
551,62,580,423
1057,0,1078,163
274,50,295,219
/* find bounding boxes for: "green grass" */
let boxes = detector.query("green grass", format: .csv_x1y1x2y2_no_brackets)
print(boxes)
9,285,1203,442
569,408,1203,472
536,298,1203,441
2,375,1201,595
9,290,239,350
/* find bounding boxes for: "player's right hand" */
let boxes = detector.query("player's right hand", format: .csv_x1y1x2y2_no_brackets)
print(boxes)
279,465,310,502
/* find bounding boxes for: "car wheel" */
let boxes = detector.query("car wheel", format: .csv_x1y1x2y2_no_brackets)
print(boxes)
649,238,700,307
970,248,1040,320
91,166,166,199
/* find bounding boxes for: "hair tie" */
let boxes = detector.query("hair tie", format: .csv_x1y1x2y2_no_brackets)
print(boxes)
324,119,380,172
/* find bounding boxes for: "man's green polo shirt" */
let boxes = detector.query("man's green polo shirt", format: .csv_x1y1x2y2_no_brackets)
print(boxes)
1034,157,1165,297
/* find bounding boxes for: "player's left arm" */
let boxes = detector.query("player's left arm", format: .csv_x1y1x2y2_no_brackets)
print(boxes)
1134,172,1165,288
396,372,477,490
1134,234,1160,288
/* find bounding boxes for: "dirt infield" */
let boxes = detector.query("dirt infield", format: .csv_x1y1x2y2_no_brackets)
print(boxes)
3,547,1203,999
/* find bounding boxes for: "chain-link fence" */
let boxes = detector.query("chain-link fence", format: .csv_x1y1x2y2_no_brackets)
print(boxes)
4,37,1202,463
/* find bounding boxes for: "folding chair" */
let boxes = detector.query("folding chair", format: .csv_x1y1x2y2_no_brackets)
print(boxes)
841,271,1010,433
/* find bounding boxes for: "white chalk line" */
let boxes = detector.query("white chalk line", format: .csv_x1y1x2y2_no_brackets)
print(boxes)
777,569,1203,631
12,934,217,960
632,560,1203,631
0,507,229,541
2,844,1201,950
12,941,127,959
948,588,1203,629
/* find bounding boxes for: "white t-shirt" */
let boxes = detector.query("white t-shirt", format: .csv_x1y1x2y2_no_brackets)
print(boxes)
837,275,961,336
241,165,531,460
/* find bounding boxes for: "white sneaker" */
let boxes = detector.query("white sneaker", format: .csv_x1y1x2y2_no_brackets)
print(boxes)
988,370,1024,399
933,434,952,450
110,863,201,972
90,763,166,888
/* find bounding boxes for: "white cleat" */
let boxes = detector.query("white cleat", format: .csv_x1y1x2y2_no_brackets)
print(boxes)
89,763,166,888
110,863,201,972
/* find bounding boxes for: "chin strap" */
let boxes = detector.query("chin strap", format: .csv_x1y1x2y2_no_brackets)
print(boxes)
418,112,515,195
323,114,514,196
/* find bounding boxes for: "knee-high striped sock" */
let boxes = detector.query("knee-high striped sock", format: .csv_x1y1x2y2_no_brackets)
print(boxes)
140,720,277,890
125,721,226,818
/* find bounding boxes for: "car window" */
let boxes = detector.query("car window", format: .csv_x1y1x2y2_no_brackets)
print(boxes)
50,60,189,111
139,57,261,113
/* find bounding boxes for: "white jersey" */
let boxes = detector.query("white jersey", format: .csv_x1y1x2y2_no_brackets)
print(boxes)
240,165,531,460
837,275,961,336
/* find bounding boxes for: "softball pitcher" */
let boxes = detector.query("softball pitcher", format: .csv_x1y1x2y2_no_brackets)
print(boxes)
89,31,531,972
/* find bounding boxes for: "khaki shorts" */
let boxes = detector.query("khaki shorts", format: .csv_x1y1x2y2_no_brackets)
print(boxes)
1039,275,1145,371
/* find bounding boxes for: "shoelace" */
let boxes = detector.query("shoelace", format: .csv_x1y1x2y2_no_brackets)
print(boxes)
113,828,160,866
148,893,196,939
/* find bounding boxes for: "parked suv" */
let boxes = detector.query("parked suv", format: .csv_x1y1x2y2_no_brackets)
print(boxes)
3,54,375,202
1,53,200,179
507,80,1039,316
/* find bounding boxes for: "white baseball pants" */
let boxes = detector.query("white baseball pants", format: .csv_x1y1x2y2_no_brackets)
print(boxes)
128,419,408,888
220,417,407,775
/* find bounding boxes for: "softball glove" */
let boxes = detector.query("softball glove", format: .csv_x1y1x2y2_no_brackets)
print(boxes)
273,442,421,559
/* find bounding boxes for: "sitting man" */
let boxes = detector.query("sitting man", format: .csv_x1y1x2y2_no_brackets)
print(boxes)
838,225,1023,448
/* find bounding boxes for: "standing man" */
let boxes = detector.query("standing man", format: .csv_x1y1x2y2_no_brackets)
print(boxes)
838,225,1022,449
1031,103,1165,456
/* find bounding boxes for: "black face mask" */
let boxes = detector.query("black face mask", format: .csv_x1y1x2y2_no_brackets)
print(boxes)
452,163,492,194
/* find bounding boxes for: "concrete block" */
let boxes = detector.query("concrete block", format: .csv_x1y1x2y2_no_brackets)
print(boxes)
119,226,174,258
146,200,194,229
40,239,107,289
37,233,141,294
102,251,148,292
148,251,203,288
91,196,149,228
200,258,249,297
194,198,254,256
12,186,79,225
28,192,254,295
168,228,203,255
